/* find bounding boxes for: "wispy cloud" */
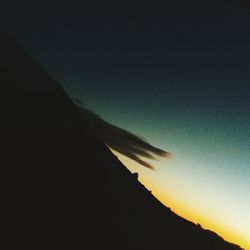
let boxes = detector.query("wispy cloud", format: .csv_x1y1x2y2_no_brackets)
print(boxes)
76,105,172,169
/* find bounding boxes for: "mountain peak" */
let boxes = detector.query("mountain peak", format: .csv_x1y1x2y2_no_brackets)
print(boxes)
0,32,59,94
1,34,244,250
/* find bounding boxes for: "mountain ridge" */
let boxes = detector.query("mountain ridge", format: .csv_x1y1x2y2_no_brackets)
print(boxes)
0,32,244,249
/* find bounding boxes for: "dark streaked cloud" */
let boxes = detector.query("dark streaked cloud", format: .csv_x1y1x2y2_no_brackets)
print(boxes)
76,105,172,169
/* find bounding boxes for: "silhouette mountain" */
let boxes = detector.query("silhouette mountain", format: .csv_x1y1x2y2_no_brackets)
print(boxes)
1,33,243,249
239,0,250,9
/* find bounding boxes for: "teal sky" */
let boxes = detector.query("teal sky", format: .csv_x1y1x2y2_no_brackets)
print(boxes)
0,1,249,248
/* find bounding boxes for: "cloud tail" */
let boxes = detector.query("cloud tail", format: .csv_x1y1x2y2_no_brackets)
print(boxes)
76,105,172,169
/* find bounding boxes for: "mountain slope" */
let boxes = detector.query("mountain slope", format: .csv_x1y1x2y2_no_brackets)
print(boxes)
0,33,243,249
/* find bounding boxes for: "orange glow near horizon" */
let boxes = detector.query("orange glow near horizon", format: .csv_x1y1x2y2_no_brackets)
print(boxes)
152,188,250,250
112,151,250,250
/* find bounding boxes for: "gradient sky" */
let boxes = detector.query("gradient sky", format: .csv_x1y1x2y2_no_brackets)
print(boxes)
1,1,249,248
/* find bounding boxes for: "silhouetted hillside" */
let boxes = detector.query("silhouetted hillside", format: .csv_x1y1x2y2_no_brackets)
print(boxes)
1,32,244,249
240,0,250,9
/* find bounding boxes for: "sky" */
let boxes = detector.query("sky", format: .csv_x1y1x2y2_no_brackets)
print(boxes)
1,1,250,248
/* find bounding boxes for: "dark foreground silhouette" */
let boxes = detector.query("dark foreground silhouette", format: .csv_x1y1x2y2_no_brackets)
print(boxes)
1,33,243,249
239,0,250,9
